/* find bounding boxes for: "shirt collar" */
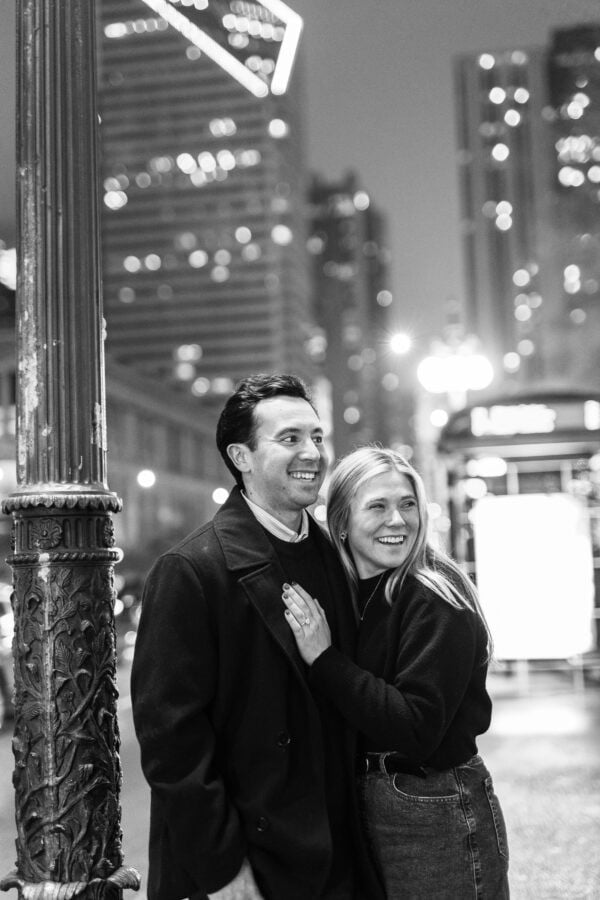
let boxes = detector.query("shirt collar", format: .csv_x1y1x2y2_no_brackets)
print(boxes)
242,492,309,543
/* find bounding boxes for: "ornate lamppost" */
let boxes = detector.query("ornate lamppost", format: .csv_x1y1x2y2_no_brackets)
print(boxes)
0,2,139,896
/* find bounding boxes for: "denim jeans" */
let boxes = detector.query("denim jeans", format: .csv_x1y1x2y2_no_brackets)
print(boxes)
358,754,509,899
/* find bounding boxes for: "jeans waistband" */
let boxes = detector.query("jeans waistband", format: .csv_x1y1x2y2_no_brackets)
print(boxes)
360,752,484,778
359,752,428,778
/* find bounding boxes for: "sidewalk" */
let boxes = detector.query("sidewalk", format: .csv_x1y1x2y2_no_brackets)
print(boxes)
479,668,600,899
3,666,598,899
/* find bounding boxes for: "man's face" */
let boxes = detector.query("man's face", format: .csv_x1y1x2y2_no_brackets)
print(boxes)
229,396,328,529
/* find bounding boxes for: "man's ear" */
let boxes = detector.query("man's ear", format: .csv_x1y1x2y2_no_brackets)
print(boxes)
227,443,252,474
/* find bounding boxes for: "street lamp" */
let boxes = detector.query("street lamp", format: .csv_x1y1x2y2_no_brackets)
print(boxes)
389,331,413,355
387,329,494,510
416,335,494,410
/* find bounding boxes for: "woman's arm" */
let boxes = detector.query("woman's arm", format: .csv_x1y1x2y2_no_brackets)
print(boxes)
283,580,481,759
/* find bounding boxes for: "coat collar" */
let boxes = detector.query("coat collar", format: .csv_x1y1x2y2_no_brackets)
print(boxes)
213,485,280,572
212,485,356,662
213,485,307,675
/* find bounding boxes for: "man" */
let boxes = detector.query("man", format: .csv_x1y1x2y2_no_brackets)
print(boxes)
131,374,383,900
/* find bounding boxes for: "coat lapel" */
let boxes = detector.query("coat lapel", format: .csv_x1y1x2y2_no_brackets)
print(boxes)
214,488,308,681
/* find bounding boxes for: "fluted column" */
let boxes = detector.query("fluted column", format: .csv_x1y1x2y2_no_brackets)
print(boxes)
1,2,140,897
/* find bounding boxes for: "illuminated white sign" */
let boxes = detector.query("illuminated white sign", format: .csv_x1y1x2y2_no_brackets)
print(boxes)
473,493,595,660
471,403,556,437
140,0,303,97
0,246,16,290
584,400,600,430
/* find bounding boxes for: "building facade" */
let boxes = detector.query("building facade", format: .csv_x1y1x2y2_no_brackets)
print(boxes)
0,319,228,585
307,172,396,457
545,24,600,386
454,23,600,391
98,0,317,426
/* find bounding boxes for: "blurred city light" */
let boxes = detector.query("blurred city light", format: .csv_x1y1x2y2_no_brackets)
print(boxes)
343,406,361,424
137,469,156,488
517,338,535,355
212,487,230,505
584,400,600,430
464,477,488,500
353,191,370,211
465,456,508,478
390,332,412,355
0,245,16,290
235,226,252,243
504,109,521,126
271,224,293,245
189,250,209,268
430,408,449,428
514,87,530,103
381,372,400,391
268,118,289,138
313,503,327,522
376,289,393,307
503,351,521,373
417,344,493,394
491,143,510,162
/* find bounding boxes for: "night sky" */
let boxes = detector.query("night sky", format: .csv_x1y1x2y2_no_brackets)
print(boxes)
1,0,600,341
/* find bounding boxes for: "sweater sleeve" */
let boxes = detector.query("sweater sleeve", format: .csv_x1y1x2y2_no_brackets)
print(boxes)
130,552,246,892
309,587,480,761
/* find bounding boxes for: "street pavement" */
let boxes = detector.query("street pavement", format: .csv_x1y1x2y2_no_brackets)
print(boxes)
0,661,599,899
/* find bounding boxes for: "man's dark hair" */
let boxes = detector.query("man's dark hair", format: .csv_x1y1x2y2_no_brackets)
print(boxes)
216,373,315,486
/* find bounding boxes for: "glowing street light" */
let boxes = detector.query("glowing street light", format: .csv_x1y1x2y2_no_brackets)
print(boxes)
417,341,494,395
390,332,412,355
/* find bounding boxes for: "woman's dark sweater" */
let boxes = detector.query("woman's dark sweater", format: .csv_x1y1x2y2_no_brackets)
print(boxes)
309,571,492,770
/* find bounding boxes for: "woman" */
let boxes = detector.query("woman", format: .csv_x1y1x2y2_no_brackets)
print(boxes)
282,447,509,899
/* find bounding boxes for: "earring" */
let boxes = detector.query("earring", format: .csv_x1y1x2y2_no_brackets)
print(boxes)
340,531,347,542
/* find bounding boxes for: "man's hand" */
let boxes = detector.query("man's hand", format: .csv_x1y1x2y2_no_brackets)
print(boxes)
207,859,264,900
282,581,332,665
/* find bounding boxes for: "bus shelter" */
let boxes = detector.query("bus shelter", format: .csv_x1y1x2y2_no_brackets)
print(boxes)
437,388,600,673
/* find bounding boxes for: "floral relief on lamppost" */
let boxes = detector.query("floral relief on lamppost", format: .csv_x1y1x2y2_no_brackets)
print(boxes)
102,519,116,549
11,560,123,885
29,517,63,550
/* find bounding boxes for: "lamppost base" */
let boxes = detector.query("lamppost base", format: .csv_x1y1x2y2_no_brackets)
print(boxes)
0,866,141,898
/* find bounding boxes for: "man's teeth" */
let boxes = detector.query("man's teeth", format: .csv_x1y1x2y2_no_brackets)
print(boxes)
290,472,317,480
378,536,405,544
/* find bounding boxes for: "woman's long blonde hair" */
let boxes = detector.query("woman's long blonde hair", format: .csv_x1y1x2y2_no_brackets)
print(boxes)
326,446,492,658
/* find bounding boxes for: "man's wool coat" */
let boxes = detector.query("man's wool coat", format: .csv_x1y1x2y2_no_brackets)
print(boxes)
131,486,382,900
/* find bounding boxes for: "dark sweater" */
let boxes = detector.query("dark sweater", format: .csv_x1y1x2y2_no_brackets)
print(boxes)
310,571,492,770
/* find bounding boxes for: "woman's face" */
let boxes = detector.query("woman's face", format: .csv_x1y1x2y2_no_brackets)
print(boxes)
346,469,420,579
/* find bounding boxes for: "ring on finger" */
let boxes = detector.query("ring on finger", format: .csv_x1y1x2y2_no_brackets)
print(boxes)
304,617,310,626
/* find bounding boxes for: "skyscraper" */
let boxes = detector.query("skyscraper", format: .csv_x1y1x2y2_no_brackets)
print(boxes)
454,42,555,386
546,24,600,385
454,23,600,390
98,0,316,417
307,172,395,456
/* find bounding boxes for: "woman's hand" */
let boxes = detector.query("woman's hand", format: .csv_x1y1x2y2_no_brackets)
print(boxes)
282,582,332,665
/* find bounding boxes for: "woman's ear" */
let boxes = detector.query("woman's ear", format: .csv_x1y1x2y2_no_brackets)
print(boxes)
227,443,251,474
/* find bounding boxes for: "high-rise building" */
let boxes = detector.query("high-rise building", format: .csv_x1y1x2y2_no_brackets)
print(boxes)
454,43,555,385
307,172,396,456
546,24,600,385
97,0,317,420
454,23,600,390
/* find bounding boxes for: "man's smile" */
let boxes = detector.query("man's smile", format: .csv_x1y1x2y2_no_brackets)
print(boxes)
289,470,319,481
